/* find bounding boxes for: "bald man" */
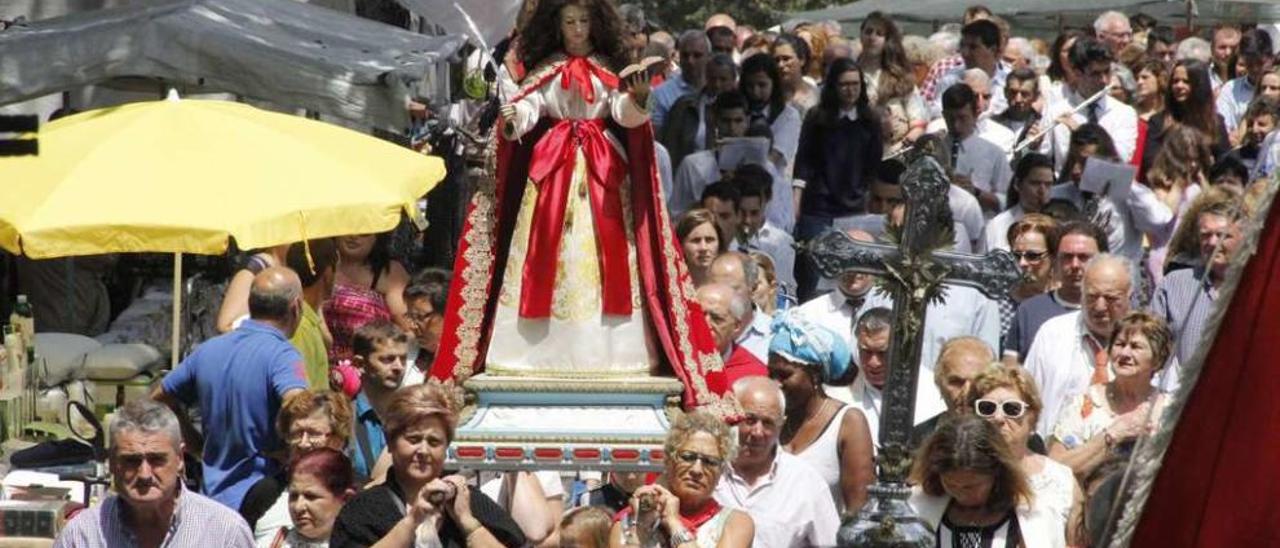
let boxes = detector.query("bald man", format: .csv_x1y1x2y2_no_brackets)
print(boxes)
715,377,840,547
1024,254,1165,436
801,228,1002,424
709,252,771,363
153,266,309,510
697,283,766,385
911,336,996,447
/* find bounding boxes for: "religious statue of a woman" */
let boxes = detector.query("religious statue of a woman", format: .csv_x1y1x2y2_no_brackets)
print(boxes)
431,0,728,409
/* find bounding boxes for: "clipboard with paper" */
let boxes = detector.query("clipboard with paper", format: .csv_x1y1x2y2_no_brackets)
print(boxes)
716,137,771,172
1080,157,1136,203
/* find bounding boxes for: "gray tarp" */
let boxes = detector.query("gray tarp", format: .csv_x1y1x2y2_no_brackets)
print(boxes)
792,0,1280,30
394,0,522,49
0,0,466,129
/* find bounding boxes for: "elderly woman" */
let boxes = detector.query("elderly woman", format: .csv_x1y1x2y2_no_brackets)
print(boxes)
609,411,754,547
768,310,875,512
241,390,354,546
675,209,728,287
263,448,356,547
1050,311,1171,480
966,365,1084,545
329,384,525,547
910,414,1066,548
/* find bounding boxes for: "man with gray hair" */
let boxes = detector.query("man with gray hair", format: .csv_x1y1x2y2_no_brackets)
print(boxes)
714,377,840,547
649,29,711,131
829,307,893,451
54,399,255,547
1094,11,1133,56
696,283,766,384
1024,254,1154,435
152,266,309,510
709,251,771,363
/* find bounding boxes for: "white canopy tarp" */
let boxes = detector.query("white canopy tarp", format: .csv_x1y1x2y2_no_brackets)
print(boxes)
792,0,1280,29
0,0,466,130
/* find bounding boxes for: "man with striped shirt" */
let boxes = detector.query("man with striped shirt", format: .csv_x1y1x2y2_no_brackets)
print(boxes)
1153,200,1245,366
55,399,254,547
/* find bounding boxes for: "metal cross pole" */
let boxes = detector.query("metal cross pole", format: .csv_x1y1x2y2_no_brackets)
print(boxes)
805,152,1023,547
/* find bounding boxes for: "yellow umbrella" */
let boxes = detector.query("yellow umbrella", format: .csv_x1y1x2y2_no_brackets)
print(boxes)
0,93,446,365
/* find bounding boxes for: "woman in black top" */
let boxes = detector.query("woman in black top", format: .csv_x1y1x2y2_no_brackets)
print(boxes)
792,57,883,300
1143,59,1230,177
329,384,524,547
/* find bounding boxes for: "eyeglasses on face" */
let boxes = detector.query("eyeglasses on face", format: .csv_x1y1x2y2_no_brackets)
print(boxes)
974,398,1028,419
676,450,724,470
288,430,332,444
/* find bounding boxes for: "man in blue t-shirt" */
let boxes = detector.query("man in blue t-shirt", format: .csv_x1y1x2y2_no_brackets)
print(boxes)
153,266,308,511
348,320,410,481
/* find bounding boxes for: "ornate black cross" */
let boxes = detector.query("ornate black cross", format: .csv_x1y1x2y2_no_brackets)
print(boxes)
805,151,1022,546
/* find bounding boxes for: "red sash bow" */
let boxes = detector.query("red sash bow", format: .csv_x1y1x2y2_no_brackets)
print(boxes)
558,55,618,104
520,117,632,319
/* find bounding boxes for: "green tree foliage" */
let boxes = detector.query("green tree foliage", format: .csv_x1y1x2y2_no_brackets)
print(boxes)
634,0,843,31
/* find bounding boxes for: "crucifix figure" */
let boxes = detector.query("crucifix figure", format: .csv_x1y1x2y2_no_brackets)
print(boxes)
805,150,1022,546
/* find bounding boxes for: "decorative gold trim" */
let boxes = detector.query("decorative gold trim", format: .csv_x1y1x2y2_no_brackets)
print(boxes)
463,374,685,394
485,364,654,380
452,146,500,382
452,433,668,444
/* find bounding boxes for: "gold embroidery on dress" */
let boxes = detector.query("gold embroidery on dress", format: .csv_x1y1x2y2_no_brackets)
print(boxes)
454,172,498,381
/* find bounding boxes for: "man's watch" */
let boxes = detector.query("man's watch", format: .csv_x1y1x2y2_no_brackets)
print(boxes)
670,528,696,546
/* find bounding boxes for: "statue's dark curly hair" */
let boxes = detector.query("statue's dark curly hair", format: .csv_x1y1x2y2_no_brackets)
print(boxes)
518,0,630,74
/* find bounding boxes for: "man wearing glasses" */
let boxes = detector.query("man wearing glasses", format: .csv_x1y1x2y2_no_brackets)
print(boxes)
714,377,840,548
1093,11,1133,57
1024,254,1139,436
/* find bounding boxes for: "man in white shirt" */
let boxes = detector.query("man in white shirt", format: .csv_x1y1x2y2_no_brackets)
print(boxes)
715,377,840,548
968,70,1017,161
980,152,1055,253
1217,29,1274,135
738,172,797,297
1025,254,1134,436
941,83,1013,214
829,306,893,451
1039,37,1138,172
798,230,1001,424
1048,125,1172,265
1209,25,1242,92
931,19,1010,119
709,252,771,363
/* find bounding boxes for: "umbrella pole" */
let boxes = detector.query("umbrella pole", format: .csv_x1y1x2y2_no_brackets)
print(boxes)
171,252,182,368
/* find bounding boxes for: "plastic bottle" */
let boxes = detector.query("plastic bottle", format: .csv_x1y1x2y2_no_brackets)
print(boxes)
10,294,34,357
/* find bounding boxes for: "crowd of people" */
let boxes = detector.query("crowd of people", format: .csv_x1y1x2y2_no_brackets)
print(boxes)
48,1,1276,547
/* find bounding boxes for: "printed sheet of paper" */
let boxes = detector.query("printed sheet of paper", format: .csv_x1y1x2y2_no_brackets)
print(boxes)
1081,157,1136,202
717,137,771,172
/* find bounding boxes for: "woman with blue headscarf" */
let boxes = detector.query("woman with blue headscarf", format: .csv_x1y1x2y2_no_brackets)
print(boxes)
769,310,876,512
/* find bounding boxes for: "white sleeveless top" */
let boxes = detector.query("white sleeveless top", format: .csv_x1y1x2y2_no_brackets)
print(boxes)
1029,457,1076,527
793,404,852,511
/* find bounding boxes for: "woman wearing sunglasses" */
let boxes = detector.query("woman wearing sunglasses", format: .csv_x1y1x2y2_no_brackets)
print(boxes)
1048,311,1172,480
999,214,1060,350
767,310,875,512
610,411,754,548
910,414,1066,548
966,365,1084,545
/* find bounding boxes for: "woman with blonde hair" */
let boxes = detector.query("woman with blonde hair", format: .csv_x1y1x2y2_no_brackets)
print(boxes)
966,365,1085,545
609,411,754,547
1049,312,1173,480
